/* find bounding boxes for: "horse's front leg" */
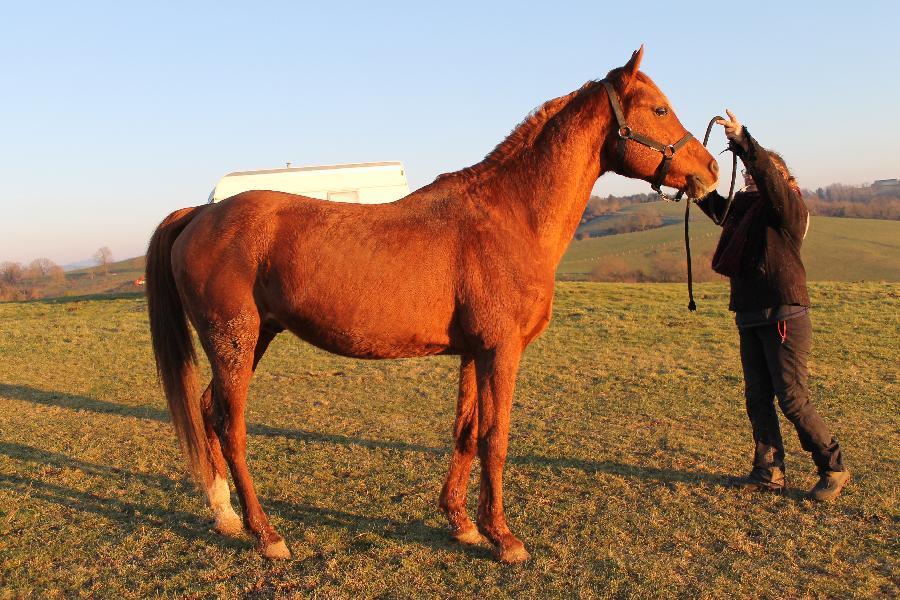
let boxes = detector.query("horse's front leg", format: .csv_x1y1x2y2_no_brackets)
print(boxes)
474,343,531,563
439,356,486,545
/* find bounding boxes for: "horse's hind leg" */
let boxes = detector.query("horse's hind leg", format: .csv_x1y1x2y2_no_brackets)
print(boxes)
439,356,486,545
199,383,242,536
203,314,290,559
199,325,281,537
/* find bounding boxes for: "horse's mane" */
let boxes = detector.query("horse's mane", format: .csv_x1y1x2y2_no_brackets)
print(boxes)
433,79,606,186
421,69,653,194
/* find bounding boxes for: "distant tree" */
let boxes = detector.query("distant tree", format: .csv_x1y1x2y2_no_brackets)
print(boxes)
50,264,66,283
94,247,114,275
689,251,724,283
801,186,900,220
647,252,683,282
31,258,65,284
588,256,639,282
27,257,61,279
0,261,24,285
582,196,620,221
633,206,663,230
608,207,663,234
580,193,656,224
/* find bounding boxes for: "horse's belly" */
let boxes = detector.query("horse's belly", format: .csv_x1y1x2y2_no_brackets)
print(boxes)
274,299,456,360
289,318,452,359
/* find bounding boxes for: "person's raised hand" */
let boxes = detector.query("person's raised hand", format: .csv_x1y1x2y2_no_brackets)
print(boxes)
715,109,748,150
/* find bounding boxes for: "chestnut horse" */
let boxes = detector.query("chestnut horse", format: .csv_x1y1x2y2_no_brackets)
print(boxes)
147,47,718,563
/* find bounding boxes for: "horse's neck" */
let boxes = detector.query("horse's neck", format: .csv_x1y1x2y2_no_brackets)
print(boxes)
496,91,614,266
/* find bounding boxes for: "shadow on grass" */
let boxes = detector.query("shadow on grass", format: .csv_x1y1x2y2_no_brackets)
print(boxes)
0,383,169,422
0,441,485,559
0,383,444,456
0,441,244,550
1,383,732,489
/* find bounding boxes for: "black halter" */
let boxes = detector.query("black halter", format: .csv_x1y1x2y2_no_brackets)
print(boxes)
601,80,693,200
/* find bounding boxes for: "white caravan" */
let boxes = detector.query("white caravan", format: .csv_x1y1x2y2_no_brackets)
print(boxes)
208,161,410,204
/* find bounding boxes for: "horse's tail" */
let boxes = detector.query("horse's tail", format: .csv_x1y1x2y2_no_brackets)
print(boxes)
146,205,212,487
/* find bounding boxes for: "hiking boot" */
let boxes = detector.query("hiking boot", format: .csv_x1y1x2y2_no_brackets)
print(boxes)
730,466,785,494
809,469,851,502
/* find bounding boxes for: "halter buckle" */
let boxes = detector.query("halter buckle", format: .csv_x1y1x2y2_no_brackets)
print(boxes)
617,126,632,139
654,188,679,202
663,144,676,159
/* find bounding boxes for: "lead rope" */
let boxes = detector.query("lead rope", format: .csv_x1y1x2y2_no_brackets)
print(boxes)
677,116,738,311
684,197,696,310
702,116,738,226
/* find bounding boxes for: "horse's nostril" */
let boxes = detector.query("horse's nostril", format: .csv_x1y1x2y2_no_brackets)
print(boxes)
709,160,720,177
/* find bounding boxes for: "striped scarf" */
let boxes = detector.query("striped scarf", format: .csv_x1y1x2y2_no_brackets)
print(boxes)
711,196,765,277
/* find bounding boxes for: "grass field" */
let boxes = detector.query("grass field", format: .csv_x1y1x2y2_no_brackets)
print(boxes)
561,202,900,282
0,283,897,598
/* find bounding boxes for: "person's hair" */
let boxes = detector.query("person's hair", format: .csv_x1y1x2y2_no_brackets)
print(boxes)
766,149,801,194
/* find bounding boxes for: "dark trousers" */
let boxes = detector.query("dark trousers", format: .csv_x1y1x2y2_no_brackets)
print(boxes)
738,313,844,474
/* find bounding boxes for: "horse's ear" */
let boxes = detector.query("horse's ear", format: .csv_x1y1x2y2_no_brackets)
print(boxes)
621,45,644,89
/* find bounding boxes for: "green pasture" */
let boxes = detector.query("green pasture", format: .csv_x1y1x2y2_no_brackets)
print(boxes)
562,204,900,282
0,283,897,598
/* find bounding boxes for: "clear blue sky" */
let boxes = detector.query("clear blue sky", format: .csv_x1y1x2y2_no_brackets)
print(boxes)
1,1,898,266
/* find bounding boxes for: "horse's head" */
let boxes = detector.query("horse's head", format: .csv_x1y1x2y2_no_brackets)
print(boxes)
601,47,718,198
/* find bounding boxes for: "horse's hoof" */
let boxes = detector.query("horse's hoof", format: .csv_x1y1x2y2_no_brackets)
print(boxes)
451,525,487,546
262,539,291,560
497,542,531,564
213,512,244,537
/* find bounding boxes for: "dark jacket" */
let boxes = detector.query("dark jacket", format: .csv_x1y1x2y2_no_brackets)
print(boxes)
697,129,810,311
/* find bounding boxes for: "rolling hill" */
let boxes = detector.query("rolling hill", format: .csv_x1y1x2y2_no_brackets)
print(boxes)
560,201,900,282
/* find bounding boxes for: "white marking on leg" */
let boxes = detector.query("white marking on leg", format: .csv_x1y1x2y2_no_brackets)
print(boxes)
207,474,242,535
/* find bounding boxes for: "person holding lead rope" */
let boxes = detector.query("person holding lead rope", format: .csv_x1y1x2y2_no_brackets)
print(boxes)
696,110,850,501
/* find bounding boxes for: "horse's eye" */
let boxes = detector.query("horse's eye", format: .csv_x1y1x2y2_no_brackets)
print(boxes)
654,106,669,116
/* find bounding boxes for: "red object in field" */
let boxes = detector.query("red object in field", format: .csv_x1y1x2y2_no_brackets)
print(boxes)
134,276,145,286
